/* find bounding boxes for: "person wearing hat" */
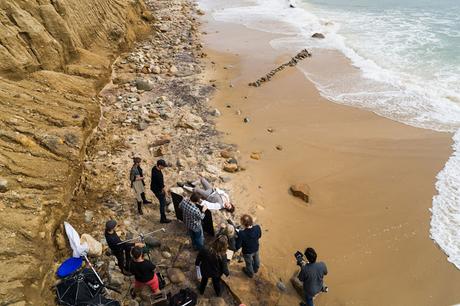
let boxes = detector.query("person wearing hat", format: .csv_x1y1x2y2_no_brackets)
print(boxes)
130,157,151,215
150,159,171,223
104,220,144,274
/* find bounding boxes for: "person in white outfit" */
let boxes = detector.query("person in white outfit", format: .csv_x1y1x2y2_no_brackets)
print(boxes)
184,178,235,212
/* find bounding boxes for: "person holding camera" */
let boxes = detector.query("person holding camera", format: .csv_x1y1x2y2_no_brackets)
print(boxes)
235,214,261,278
296,247,328,306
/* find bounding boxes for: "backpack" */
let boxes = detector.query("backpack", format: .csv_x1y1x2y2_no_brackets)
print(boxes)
169,288,197,306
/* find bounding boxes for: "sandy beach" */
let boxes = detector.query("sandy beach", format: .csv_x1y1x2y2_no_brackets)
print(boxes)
201,14,460,306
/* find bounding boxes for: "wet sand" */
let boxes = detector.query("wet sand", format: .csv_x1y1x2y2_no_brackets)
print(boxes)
201,19,460,306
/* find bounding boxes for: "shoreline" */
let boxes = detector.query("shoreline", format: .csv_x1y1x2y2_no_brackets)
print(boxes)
200,11,460,306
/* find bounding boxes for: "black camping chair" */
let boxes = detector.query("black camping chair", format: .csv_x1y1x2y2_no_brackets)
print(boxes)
83,294,121,306
56,268,103,306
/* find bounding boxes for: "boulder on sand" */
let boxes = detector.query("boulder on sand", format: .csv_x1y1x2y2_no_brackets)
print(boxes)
290,184,310,203
311,33,325,39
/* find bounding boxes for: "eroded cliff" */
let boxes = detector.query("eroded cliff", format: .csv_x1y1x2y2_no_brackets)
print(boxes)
0,0,151,304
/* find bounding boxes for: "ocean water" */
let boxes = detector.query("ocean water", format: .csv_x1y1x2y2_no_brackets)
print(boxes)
199,0,460,268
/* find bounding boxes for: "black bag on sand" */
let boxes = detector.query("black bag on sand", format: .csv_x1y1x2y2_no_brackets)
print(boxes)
169,288,197,306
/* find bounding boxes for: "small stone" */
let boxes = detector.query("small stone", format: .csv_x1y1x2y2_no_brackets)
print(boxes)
0,178,8,193
312,33,325,39
162,251,172,259
250,152,261,160
138,121,148,131
170,65,178,74
135,79,154,91
84,210,94,223
223,163,238,173
144,236,161,248
220,150,234,159
167,268,186,284
211,108,221,117
267,128,274,133
290,184,310,203
277,281,287,292
276,145,283,151
243,117,250,123
151,65,161,74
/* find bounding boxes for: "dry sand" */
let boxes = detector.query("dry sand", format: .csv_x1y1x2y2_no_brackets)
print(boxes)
201,19,460,306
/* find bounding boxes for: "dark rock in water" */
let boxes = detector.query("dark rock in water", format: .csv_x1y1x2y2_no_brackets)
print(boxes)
312,33,325,39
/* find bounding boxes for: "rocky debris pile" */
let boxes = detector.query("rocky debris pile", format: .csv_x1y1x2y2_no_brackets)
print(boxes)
248,49,311,87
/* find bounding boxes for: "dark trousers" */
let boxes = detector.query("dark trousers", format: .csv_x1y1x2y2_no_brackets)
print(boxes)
154,191,167,221
114,245,131,272
199,276,221,296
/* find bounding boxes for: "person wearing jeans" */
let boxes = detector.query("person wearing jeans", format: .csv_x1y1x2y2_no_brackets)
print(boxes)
298,247,328,306
179,193,207,250
150,159,171,223
235,214,262,278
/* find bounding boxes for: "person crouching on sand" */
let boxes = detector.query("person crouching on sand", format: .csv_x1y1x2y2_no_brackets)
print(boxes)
130,156,151,215
235,214,261,278
130,246,161,295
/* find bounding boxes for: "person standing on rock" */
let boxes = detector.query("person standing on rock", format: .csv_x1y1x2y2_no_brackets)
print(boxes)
130,246,161,295
150,159,171,223
235,214,262,278
195,235,229,297
297,247,328,306
130,157,151,215
104,220,144,275
179,192,207,250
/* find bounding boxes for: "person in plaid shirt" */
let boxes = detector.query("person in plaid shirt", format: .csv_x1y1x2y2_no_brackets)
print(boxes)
179,193,208,250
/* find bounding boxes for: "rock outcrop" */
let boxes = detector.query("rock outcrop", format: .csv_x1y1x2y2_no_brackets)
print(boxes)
0,0,150,304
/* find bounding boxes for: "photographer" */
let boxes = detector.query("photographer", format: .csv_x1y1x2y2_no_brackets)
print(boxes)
296,247,328,306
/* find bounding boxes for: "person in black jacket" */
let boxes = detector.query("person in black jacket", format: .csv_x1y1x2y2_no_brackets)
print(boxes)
195,236,229,296
150,159,171,223
104,220,144,275
235,214,262,278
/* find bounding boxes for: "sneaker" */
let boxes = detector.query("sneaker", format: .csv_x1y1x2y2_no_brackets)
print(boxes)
160,219,172,224
322,285,329,293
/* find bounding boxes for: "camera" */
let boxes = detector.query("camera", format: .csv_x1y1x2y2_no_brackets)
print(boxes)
294,251,304,266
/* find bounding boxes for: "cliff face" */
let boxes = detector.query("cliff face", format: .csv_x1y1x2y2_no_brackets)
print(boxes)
0,0,150,304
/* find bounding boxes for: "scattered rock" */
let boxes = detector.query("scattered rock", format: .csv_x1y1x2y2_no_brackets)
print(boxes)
211,108,221,117
220,150,234,159
223,163,238,173
312,33,325,39
162,251,172,259
0,178,8,193
243,117,250,123
167,268,186,284
109,270,125,288
290,184,310,203
250,152,261,160
80,234,103,256
144,236,161,248
206,164,220,175
84,210,94,223
276,281,287,292
267,128,274,133
177,112,204,130
137,121,148,131
275,145,283,151
170,65,178,74
150,136,171,147
135,79,154,91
